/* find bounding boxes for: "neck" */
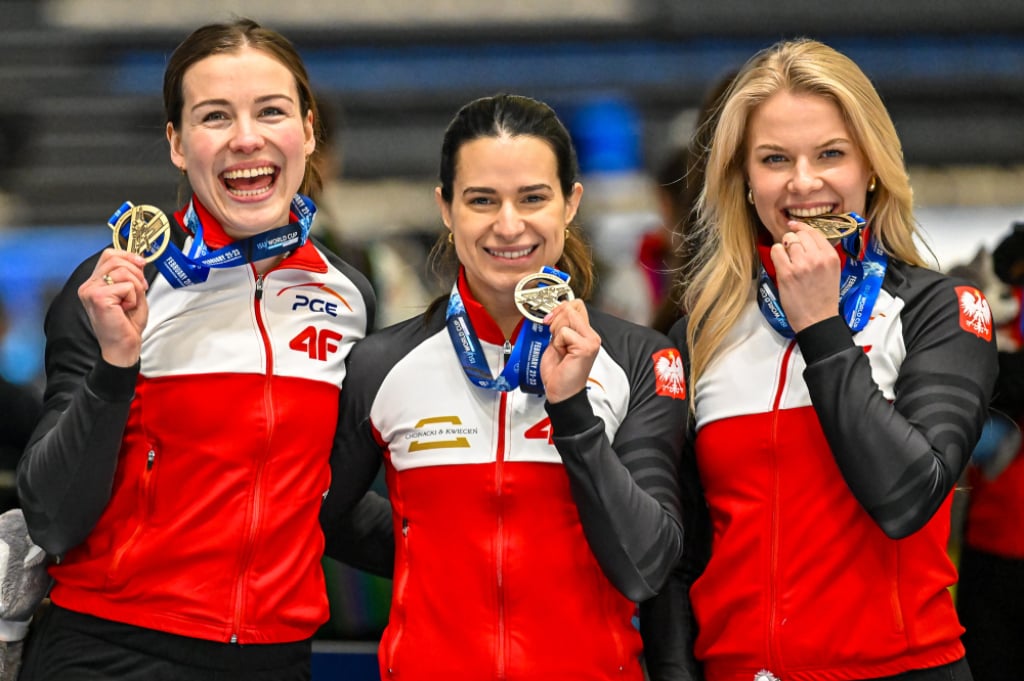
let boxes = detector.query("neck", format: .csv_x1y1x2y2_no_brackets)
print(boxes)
253,253,286,275
491,308,523,340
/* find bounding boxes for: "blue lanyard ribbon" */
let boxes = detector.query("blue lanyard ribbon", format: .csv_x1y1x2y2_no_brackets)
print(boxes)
108,194,317,288
757,214,888,338
445,267,570,394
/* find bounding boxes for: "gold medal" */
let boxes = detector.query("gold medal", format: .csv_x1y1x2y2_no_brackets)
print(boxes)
793,212,862,242
514,271,575,324
109,202,171,262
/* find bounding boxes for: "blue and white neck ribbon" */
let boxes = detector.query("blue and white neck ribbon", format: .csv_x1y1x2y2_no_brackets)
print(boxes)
109,194,316,288
445,267,570,395
757,215,888,338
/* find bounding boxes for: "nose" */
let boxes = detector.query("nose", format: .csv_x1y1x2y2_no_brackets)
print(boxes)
229,116,265,154
788,158,823,194
493,201,525,239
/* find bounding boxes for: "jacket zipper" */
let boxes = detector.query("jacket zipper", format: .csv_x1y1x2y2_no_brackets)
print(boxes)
107,448,157,585
385,518,411,676
768,340,797,671
230,271,274,643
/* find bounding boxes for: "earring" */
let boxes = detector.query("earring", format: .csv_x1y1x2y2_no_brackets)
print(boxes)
747,187,754,205
867,175,877,192
564,227,570,239
179,166,187,176
447,232,453,244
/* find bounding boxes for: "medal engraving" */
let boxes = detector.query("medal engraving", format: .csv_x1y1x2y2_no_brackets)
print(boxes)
794,212,861,242
514,271,575,324
109,203,171,262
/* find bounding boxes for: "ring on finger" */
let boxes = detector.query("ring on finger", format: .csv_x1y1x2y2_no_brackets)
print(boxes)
102,274,115,286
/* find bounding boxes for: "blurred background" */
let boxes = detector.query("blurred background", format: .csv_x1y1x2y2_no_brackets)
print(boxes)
1,0,1023,676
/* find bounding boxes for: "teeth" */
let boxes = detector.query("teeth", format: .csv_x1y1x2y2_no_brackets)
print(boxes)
227,186,273,198
222,166,275,180
788,206,836,218
490,247,533,259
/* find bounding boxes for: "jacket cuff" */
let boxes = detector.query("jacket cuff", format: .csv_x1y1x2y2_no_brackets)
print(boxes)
795,315,857,365
544,388,601,437
85,359,140,403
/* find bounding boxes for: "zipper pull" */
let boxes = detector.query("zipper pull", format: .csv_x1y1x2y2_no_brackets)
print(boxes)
146,450,155,470
255,274,264,300
502,339,512,365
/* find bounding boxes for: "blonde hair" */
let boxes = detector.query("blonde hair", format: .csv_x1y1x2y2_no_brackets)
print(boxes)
683,38,927,388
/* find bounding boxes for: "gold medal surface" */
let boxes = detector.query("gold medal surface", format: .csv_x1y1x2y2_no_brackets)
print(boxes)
110,203,171,262
794,212,861,242
514,271,575,324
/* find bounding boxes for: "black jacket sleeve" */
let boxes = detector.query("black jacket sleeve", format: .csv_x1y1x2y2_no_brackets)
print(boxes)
319,330,398,578
16,253,137,556
638,317,707,681
798,267,999,539
546,310,686,603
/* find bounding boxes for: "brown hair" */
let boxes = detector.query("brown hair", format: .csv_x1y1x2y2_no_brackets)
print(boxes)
163,18,322,198
427,94,594,304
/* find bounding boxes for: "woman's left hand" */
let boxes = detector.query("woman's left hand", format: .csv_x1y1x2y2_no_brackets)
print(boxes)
770,220,842,333
540,299,601,403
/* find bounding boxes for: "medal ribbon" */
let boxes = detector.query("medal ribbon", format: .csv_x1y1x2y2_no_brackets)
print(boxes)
757,214,888,338
445,267,570,394
108,194,316,288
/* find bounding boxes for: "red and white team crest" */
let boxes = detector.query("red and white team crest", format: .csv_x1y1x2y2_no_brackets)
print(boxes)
652,348,686,400
956,286,992,341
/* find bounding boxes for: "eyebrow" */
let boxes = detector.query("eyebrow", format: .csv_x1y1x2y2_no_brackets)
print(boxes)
190,93,295,112
460,183,553,195
754,138,851,152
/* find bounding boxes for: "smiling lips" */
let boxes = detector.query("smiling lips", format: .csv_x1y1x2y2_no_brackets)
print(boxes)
486,245,537,260
787,205,837,219
221,165,277,197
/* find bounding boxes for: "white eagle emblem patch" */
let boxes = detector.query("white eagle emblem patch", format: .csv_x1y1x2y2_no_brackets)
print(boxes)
956,286,992,341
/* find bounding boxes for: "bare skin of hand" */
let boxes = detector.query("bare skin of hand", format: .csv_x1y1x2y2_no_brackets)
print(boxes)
769,220,842,333
539,299,601,404
77,249,149,367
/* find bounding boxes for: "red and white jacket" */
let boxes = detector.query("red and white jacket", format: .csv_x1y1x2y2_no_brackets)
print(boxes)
646,258,997,681
321,270,687,681
18,198,374,644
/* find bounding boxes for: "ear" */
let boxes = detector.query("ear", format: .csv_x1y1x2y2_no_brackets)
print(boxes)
434,186,452,231
564,182,584,225
303,109,316,159
167,122,185,171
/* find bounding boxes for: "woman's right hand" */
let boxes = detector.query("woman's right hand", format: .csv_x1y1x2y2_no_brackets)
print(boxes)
77,249,149,367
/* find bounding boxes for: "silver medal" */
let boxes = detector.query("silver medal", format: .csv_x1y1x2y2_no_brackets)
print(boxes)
513,271,574,324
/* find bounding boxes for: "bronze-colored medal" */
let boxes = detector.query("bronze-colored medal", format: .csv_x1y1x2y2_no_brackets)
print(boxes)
514,271,575,324
109,203,171,262
793,212,861,242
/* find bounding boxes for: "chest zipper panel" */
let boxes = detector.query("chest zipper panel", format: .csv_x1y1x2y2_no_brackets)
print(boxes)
229,270,275,643
495,340,512,679
767,340,797,671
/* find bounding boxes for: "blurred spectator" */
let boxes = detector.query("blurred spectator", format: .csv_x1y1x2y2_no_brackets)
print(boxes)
311,97,439,328
0,299,41,512
648,70,738,335
0,111,32,227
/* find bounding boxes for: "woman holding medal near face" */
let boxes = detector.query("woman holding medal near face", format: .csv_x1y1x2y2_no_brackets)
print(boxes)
318,93,689,680
641,39,999,681
15,19,380,681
